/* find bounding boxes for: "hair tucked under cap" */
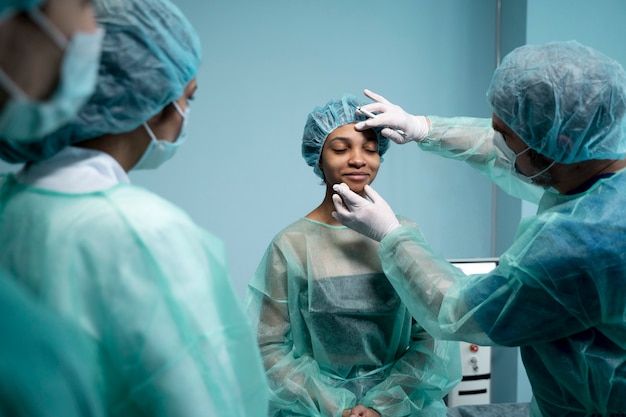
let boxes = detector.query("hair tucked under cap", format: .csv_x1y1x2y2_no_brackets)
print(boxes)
302,94,390,180
0,0,201,163
487,41,626,163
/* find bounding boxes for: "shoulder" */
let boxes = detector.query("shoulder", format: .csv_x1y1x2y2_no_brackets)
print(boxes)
87,185,224,253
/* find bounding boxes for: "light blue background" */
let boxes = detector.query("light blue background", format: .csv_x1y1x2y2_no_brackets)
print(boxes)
2,0,625,406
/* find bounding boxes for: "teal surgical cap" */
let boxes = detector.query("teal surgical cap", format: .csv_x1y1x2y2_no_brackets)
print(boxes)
0,0,42,16
0,0,201,163
302,94,390,180
487,41,626,164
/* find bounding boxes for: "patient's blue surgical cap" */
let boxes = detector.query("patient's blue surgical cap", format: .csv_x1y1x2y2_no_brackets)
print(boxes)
0,0,42,16
487,41,626,163
0,0,201,163
302,94,389,180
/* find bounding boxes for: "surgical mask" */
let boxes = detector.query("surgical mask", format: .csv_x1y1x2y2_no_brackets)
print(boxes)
493,131,556,184
134,101,190,170
0,9,104,141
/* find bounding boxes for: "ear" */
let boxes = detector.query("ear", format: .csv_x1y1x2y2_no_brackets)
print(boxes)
146,103,176,126
557,134,573,154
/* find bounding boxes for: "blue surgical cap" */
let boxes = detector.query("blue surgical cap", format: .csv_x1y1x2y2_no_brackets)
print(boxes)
302,94,390,180
0,0,42,16
0,0,201,163
487,41,626,163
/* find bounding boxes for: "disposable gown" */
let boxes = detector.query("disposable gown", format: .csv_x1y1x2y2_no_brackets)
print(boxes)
379,116,626,417
0,269,103,417
0,149,268,417
245,218,461,417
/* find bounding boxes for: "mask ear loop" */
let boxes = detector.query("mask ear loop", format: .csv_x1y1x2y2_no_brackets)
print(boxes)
0,8,67,100
0,67,26,99
27,8,68,50
527,159,557,180
171,101,188,119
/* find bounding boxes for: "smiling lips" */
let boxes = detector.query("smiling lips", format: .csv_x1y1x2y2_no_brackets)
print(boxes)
344,172,370,181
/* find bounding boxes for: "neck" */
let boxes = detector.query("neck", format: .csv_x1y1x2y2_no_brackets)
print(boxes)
306,191,341,225
551,158,626,193
74,126,149,172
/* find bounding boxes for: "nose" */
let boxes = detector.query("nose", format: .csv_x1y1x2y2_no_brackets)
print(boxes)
348,150,366,168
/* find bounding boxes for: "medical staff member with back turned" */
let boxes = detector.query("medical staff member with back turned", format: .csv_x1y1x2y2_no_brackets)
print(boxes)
0,0,104,415
331,41,626,417
0,0,268,415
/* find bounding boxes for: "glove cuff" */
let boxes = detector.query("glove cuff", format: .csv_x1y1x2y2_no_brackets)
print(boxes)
411,115,430,142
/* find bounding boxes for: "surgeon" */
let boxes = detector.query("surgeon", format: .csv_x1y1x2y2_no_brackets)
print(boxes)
0,1,104,416
0,0,268,415
331,41,626,417
245,94,461,417
0,0,103,141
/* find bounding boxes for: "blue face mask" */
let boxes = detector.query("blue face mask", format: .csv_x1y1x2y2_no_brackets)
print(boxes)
0,9,104,142
133,101,190,170
493,131,556,184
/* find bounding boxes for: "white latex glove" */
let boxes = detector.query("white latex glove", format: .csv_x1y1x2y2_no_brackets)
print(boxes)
355,89,430,144
331,183,400,242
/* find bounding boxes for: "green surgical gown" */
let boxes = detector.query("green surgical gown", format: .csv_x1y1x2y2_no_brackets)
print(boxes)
0,174,268,417
245,218,461,417
379,116,626,417
0,269,103,417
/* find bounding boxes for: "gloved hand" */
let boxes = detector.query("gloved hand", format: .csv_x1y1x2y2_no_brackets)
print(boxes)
331,183,400,242
355,89,430,144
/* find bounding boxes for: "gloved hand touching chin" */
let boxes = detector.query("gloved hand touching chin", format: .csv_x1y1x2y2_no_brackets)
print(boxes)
331,183,400,242
355,89,430,144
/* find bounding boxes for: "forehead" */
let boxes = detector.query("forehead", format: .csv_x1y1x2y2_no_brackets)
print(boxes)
327,123,376,141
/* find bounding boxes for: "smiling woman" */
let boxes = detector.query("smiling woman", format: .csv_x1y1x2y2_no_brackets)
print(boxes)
244,94,462,417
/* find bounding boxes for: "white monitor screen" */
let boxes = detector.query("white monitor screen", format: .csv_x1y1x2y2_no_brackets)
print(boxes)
449,258,499,275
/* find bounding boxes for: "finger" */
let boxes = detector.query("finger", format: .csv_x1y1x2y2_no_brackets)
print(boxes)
363,184,382,203
332,183,365,207
331,193,347,213
363,89,390,104
359,102,391,116
381,127,407,144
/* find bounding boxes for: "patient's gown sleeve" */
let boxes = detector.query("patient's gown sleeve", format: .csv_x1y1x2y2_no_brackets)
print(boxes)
244,241,357,417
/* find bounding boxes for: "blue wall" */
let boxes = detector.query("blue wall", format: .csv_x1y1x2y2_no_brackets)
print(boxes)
129,0,499,297
4,0,624,407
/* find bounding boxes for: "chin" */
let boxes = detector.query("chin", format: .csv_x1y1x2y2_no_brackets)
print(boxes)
350,185,368,196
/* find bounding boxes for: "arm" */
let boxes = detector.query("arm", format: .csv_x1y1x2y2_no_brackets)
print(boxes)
361,320,461,417
420,116,543,204
354,89,543,204
378,224,594,346
245,240,357,417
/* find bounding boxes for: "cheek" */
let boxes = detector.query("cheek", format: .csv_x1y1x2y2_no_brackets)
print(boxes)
368,155,381,181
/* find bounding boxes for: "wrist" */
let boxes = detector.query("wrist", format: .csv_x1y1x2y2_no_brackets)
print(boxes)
411,115,430,142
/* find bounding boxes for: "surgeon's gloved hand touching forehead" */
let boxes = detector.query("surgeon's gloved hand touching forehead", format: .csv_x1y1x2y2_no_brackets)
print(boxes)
332,182,400,242
355,89,431,144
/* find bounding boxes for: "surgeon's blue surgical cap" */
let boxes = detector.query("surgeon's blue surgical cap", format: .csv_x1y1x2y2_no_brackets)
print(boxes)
0,0,42,16
487,41,626,164
302,94,390,180
0,0,201,163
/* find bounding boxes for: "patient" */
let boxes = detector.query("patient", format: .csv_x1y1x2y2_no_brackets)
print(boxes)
245,94,461,417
